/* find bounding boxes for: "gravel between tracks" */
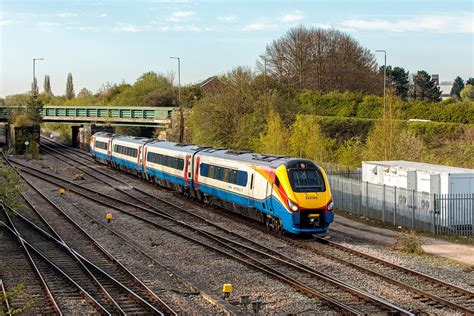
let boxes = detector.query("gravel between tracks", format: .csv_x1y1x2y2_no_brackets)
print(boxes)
7,152,474,314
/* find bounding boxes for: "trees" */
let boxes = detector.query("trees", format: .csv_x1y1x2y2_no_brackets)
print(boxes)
289,115,333,163
450,76,465,100
43,75,52,95
110,72,174,106
259,26,380,94
189,67,268,149
258,111,289,155
467,78,474,85
65,72,75,100
460,84,474,101
77,88,92,98
384,66,409,99
410,71,441,102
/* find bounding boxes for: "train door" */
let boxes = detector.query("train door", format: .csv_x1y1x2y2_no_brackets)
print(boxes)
107,140,112,160
137,145,142,172
265,180,274,212
248,172,254,207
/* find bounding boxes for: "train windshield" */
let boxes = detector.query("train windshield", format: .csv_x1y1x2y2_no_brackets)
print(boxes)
288,168,325,192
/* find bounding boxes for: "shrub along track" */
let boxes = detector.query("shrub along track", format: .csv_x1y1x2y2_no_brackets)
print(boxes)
1,156,176,315
7,141,413,315
40,137,474,315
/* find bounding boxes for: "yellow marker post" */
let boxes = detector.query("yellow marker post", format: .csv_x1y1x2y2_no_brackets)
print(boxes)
222,284,233,299
59,188,65,195
106,213,113,223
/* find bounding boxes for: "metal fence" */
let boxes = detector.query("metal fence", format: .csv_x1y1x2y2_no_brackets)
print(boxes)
328,175,474,236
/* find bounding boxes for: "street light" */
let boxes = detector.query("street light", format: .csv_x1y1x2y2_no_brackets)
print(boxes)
32,58,44,94
170,56,183,143
375,50,386,117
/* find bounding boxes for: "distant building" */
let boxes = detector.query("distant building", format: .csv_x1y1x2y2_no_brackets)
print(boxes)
200,76,224,94
431,74,451,100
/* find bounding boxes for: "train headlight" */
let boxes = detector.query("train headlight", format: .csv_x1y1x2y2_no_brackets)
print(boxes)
288,200,299,212
327,201,334,211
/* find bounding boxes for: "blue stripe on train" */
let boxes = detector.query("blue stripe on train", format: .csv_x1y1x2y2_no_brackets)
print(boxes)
145,167,187,187
198,183,331,234
112,156,139,170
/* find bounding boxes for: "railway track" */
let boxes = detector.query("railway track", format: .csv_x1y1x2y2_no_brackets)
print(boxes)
8,147,412,315
0,211,60,315
1,206,105,315
42,138,474,314
1,157,177,315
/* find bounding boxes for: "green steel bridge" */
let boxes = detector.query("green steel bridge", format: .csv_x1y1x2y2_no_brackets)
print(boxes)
0,105,176,127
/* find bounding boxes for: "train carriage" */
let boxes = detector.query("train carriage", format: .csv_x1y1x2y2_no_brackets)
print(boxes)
194,150,334,234
89,132,115,165
110,136,149,175
142,141,198,192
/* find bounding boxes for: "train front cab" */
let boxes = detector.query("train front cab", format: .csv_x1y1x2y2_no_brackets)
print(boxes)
263,160,334,235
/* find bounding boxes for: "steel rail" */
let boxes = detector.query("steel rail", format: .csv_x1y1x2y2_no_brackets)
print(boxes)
41,137,474,314
9,157,411,315
4,207,165,316
0,207,108,315
0,205,62,315
2,155,175,315
0,279,11,316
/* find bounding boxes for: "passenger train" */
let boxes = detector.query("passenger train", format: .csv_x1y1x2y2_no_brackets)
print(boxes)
90,132,334,235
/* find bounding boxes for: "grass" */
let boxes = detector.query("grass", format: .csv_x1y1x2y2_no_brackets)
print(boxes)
395,230,425,255
334,208,474,246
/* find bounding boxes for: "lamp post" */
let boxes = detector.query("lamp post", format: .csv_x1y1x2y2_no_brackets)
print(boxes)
375,50,386,117
170,56,183,143
32,58,44,94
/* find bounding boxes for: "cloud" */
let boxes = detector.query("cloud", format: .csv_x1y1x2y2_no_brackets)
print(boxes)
166,11,194,22
341,14,473,33
99,13,108,17
242,22,278,31
37,21,60,32
217,15,237,22
280,11,304,23
114,22,149,32
159,24,203,32
0,19,13,27
57,12,78,18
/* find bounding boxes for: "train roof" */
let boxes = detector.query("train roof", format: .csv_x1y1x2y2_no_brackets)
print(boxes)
197,148,294,168
145,140,201,154
93,132,116,139
112,135,150,145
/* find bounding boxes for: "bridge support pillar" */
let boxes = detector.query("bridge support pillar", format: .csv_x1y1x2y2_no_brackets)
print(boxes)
7,124,40,154
72,125,91,151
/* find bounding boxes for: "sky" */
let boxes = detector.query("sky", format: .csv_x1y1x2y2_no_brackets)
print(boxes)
0,0,473,97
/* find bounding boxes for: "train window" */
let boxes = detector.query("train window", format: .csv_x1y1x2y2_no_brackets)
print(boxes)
95,141,108,150
230,170,238,184
177,159,184,170
223,169,229,182
215,167,223,180
237,171,248,187
146,152,183,170
288,169,326,192
200,163,209,177
209,165,215,178
275,176,280,188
